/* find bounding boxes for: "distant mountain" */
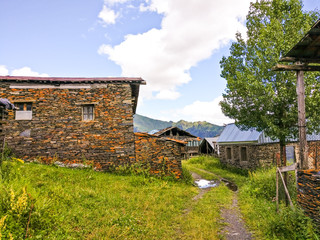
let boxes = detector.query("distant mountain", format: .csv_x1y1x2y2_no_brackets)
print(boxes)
133,114,224,138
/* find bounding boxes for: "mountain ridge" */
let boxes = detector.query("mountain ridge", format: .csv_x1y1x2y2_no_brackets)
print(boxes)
133,114,224,138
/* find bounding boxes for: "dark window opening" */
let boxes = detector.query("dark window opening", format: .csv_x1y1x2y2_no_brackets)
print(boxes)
83,105,94,121
226,147,232,160
240,147,247,161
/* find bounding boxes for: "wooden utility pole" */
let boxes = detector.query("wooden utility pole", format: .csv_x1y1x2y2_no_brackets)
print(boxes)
296,70,308,169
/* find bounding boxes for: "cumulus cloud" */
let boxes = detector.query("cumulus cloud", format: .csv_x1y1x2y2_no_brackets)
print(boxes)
98,5,118,25
11,67,49,77
99,0,251,99
175,96,234,126
0,65,9,76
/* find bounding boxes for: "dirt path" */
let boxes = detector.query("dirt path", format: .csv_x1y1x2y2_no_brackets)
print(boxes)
190,168,253,240
220,193,252,240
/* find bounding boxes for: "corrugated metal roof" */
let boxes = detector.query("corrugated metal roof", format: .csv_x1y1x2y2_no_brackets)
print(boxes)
217,123,320,144
217,124,261,143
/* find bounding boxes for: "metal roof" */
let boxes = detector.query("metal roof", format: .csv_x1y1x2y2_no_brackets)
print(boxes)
282,19,320,63
201,137,218,149
217,123,320,144
217,124,261,143
0,76,146,84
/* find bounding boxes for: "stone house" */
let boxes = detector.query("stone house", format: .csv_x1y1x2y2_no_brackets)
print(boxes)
153,126,200,158
0,76,146,170
218,123,320,169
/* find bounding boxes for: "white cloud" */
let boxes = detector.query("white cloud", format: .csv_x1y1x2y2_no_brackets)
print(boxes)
104,0,130,6
155,89,180,100
11,67,49,77
98,5,118,25
99,0,251,100
174,96,234,126
0,65,9,76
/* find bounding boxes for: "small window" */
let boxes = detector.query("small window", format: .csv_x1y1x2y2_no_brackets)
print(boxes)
15,102,32,120
82,105,94,121
226,147,232,160
240,147,247,161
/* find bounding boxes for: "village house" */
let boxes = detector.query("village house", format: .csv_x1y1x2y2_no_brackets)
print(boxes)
218,123,320,169
152,126,200,158
0,76,146,170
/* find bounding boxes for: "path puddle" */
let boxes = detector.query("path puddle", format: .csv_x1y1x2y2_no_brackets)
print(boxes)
221,179,238,192
195,179,218,189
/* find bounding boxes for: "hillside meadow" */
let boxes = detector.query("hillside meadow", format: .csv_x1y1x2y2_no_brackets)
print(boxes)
0,156,319,239
0,158,232,239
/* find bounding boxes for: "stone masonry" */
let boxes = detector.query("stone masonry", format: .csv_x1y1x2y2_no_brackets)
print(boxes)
134,132,185,178
219,142,303,169
297,169,320,229
0,76,145,170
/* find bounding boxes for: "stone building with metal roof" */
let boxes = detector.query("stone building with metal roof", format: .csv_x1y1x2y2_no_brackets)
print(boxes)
218,123,320,169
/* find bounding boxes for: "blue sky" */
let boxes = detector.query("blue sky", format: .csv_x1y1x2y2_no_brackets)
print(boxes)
0,0,318,125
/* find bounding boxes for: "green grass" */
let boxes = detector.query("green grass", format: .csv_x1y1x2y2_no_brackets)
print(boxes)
184,155,320,240
2,155,318,239
0,158,232,239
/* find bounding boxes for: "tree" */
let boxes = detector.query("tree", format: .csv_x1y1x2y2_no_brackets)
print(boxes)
220,0,320,167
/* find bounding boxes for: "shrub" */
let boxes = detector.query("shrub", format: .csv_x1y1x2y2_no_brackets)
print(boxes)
267,207,318,240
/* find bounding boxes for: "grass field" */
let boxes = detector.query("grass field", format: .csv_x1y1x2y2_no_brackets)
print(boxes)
0,156,319,239
0,159,232,239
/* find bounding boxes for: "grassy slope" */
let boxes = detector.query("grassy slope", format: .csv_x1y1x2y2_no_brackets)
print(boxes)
183,156,319,240
0,161,231,239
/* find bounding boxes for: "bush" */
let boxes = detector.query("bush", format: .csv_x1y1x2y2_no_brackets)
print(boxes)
181,165,193,185
268,207,318,240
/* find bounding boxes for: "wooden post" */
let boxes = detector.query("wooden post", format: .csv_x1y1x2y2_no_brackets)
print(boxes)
276,170,279,212
296,70,308,169
277,168,294,209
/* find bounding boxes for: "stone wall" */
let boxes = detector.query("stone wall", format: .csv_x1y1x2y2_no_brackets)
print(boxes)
297,169,320,228
219,142,300,169
134,133,184,178
0,82,136,170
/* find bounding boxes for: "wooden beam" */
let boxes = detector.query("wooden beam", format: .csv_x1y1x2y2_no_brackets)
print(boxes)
278,163,297,173
297,70,309,170
272,64,320,71
277,168,294,209
279,57,320,64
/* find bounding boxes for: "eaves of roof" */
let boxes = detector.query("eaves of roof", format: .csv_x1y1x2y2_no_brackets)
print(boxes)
0,76,146,85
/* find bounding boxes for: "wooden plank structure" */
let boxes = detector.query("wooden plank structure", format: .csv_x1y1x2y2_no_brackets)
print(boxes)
273,19,320,170
273,19,320,226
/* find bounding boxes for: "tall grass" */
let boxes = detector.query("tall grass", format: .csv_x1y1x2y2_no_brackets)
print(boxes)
0,157,233,239
184,155,319,240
